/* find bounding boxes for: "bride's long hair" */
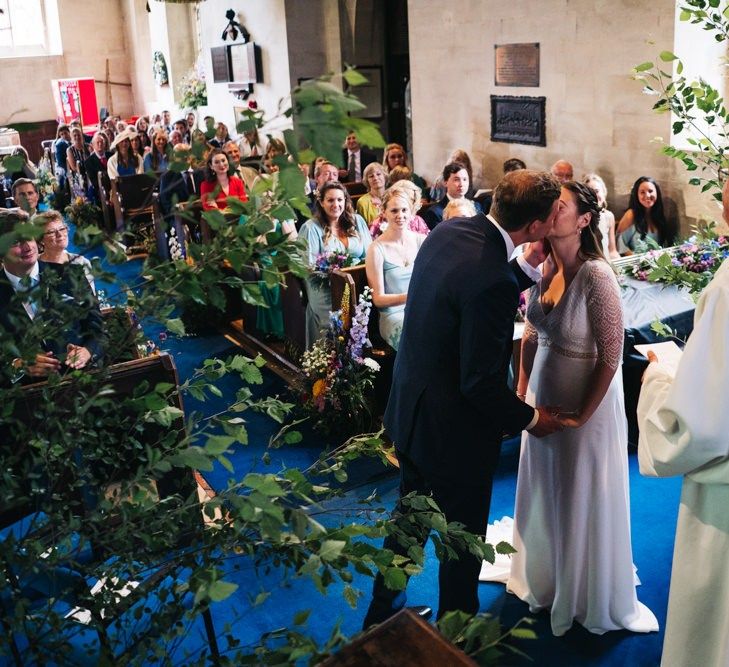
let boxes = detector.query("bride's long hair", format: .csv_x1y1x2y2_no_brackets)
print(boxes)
562,181,606,263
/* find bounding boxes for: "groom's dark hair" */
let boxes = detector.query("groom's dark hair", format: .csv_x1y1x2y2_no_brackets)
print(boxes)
489,170,561,231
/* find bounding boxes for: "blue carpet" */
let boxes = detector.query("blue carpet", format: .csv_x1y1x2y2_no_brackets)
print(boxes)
68,235,683,664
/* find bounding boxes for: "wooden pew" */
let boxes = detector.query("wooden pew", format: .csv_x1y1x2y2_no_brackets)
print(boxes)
113,174,161,254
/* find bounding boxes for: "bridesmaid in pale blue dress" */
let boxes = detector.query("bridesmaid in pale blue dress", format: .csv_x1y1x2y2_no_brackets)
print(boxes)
300,181,372,347
365,188,426,350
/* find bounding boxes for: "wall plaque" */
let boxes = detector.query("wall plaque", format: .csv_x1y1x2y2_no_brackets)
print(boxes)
490,95,546,146
495,43,540,87
211,46,230,83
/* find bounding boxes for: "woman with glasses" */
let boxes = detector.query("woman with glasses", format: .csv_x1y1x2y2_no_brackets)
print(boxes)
382,143,427,193
35,210,96,293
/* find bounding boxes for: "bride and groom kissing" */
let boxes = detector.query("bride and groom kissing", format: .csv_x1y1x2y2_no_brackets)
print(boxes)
363,169,657,637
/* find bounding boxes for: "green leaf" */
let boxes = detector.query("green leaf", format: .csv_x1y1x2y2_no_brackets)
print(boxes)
343,584,359,609
659,50,677,61
205,434,236,455
511,627,538,639
319,539,346,562
343,67,369,87
175,447,213,471
495,540,517,555
634,61,654,72
242,473,285,496
166,318,185,336
293,609,311,626
208,580,238,602
383,567,407,591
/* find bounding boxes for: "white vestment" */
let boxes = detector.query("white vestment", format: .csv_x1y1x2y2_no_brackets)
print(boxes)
638,258,729,667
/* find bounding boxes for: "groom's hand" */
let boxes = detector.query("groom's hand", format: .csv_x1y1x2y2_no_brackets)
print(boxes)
528,406,563,438
521,240,550,268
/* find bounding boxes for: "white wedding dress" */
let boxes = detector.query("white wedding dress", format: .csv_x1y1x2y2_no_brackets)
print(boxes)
491,260,658,637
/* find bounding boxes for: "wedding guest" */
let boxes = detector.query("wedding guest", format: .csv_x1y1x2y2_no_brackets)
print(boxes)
617,176,678,253
550,159,574,184
84,132,111,202
107,128,143,179
584,173,620,260
239,126,266,158
365,188,426,350
66,127,90,183
200,148,247,212
636,180,729,667
382,142,427,191
209,122,231,149
173,119,189,144
186,111,197,133
11,179,39,216
356,162,387,223
431,149,475,201
442,198,477,221
341,131,376,183
143,130,170,173
7,147,37,183
422,162,481,230
223,140,258,191
386,165,412,188
505,181,658,636
53,124,71,184
169,130,183,147
134,117,152,152
369,180,429,238
504,158,527,173
35,210,95,293
299,181,371,347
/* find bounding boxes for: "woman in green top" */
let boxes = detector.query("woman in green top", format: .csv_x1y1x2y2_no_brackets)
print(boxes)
356,162,387,224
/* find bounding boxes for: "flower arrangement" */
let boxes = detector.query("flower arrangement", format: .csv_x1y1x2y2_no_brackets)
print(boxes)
35,157,58,208
309,251,361,287
622,223,729,295
298,286,379,439
65,195,101,229
179,60,208,110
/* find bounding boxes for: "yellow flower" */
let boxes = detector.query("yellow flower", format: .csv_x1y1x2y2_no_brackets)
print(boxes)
312,379,326,398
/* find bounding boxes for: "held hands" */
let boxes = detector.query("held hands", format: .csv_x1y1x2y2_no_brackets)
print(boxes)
527,406,564,437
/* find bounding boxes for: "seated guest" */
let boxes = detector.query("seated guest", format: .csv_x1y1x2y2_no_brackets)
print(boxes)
369,180,429,238
134,117,152,152
169,129,183,147
66,127,90,184
11,179,39,216
186,111,197,134
174,119,190,144
35,210,95,293
101,128,115,151
53,124,71,184
158,143,203,216
584,173,620,260
7,147,37,183
550,159,574,184
617,176,678,253
161,110,173,133
209,122,231,149
240,126,267,158
222,140,258,192
262,138,287,174
430,148,475,200
382,143,427,192
503,157,526,173
365,189,426,350
442,198,477,221
307,160,340,211
341,131,377,183
421,162,482,230
143,130,170,173
84,132,112,201
356,162,387,223
130,134,145,162
0,210,103,383
107,128,143,179
200,149,248,212
299,181,371,347
387,165,412,188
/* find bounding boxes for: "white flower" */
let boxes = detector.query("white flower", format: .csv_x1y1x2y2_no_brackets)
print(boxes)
362,357,380,372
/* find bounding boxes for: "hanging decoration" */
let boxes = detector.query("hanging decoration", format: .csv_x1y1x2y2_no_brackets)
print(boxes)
221,8,249,41
153,51,169,86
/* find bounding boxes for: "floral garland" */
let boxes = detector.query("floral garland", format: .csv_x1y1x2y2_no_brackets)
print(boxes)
298,286,379,439
621,223,729,295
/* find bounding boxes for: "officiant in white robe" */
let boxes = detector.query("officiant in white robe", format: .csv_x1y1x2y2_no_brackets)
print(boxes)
637,246,729,667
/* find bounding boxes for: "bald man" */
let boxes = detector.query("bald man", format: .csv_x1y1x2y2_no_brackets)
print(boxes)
550,160,574,184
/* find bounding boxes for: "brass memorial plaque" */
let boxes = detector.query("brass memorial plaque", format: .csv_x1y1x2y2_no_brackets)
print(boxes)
495,43,540,87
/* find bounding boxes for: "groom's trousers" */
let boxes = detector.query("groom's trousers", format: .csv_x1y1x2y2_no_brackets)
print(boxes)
362,449,495,629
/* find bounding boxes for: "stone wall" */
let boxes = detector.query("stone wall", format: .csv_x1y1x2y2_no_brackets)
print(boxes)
407,0,724,231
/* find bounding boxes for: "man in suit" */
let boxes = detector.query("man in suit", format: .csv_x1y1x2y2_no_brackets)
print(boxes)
422,162,483,231
341,132,377,183
363,170,564,628
84,132,112,204
0,210,103,384
222,140,259,193
10,179,39,216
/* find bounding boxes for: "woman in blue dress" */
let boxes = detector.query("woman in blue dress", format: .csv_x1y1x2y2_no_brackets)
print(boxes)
300,181,371,347
365,188,426,350
616,176,678,253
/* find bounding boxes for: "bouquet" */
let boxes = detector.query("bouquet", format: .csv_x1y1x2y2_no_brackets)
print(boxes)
35,157,58,208
309,251,361,287
623,223,729,295
298,286,380,439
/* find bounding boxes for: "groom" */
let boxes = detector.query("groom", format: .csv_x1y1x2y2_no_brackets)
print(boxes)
363,169,564,627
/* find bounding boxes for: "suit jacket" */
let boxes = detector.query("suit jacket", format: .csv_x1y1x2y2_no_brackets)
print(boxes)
384,213,535,485
421,195,483,231
0,262,104,384
341,147,377,181
158,169,204,216
84,151,112,199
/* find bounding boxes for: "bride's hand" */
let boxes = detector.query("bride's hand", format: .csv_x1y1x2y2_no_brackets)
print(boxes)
522,240,550,268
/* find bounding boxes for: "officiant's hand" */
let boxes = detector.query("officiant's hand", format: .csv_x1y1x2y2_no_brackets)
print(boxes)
641,350,658,383
528,406,563,437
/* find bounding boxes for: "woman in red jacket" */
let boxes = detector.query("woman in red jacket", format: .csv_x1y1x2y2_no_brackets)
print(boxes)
200,148,247,211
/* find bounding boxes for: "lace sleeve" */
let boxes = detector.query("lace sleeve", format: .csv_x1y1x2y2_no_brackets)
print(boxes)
523,318,538,345
585,261,624,369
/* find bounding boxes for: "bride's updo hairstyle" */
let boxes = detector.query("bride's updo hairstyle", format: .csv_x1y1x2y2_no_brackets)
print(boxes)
562,181,605,262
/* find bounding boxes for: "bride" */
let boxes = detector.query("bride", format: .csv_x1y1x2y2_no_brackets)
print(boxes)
508,181,658,636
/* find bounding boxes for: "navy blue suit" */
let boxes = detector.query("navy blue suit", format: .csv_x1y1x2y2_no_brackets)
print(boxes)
364,213,535,626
